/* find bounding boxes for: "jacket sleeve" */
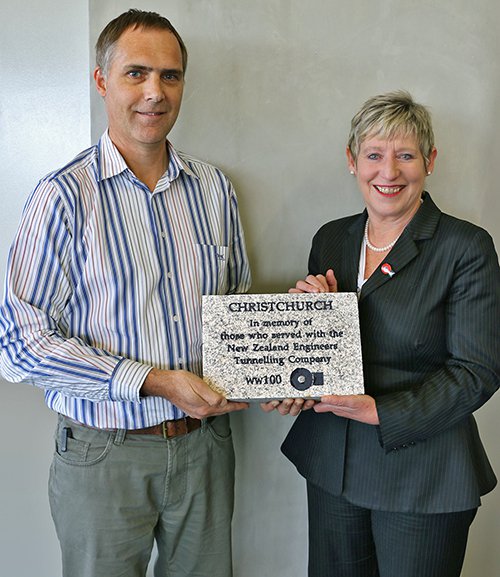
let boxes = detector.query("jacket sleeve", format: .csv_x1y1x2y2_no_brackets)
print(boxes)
376,228,500,452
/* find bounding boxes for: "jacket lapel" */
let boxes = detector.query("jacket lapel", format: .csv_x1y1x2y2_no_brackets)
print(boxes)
358,192,442,301
340,212,366,293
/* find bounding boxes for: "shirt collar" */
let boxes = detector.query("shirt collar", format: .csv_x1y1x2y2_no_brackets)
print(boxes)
164,142,198,183
97,130,198,185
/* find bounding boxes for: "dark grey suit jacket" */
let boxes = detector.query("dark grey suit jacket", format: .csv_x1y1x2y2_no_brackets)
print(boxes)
282,193,500,513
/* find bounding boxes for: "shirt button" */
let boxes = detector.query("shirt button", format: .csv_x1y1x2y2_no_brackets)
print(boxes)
167,272,173,279
161,231,167,239
172,315,179,322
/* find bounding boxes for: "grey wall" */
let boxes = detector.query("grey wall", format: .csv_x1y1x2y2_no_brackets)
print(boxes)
0,1,90,576
1,1,499,576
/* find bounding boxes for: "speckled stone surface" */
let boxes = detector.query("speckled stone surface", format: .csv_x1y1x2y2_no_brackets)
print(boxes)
202,292,364,400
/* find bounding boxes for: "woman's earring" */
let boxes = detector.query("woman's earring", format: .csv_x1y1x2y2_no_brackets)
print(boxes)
350,171,355,175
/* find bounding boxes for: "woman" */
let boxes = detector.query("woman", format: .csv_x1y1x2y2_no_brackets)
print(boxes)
267,91,500,577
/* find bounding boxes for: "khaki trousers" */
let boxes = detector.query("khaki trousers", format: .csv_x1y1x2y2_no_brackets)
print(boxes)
49,414,235,577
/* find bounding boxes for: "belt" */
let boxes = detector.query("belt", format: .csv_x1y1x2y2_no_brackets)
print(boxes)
65,416,203,439
127,417,202,438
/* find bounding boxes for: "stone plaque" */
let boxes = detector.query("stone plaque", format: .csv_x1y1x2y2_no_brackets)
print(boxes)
202,292,364,400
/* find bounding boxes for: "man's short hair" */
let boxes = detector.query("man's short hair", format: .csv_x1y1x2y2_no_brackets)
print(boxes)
95,8,188,76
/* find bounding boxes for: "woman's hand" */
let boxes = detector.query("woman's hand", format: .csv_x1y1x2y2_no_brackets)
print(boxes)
289,268,337,294
260,398,317,416
262,269,337,416
314,394,379,425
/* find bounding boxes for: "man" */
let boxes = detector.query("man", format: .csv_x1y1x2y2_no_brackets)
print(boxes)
0,9,250,577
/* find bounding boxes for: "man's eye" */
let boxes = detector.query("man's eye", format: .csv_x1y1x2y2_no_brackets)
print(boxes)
163,73,180,81
128,71,142,78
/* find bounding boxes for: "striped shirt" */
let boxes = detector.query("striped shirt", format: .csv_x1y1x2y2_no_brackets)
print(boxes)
0,131,251,428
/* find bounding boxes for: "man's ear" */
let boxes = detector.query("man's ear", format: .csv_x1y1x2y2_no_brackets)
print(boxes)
94,67,107,97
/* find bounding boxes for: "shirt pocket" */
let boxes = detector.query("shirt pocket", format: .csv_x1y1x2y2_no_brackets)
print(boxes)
196,244,229,295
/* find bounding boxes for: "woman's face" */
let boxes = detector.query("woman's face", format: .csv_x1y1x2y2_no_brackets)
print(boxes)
347,134,437,224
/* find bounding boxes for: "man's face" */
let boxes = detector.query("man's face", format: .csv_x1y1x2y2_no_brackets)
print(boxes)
94,26,184,157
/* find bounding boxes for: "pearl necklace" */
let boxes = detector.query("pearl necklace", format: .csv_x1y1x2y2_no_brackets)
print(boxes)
364,218,401,253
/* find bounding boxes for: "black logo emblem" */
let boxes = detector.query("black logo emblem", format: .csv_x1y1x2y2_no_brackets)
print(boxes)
290,367,324,391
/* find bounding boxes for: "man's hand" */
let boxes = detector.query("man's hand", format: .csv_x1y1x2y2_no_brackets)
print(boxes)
260,398,316,416
142,368,249,419
289,268,337,294
314,394,379,425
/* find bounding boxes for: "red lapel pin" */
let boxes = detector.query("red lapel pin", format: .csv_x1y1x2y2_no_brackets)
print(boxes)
381,263,395,277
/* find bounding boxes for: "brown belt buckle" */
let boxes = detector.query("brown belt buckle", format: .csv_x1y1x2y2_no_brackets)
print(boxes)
162,417,187,438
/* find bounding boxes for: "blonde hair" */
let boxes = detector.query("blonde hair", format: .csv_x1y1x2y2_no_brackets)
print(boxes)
347,91,435,167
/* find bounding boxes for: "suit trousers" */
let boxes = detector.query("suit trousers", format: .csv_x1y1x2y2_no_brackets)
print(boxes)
49,414,235,577
307,481,477,577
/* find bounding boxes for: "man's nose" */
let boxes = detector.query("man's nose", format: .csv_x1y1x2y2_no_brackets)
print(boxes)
143,75,164,102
